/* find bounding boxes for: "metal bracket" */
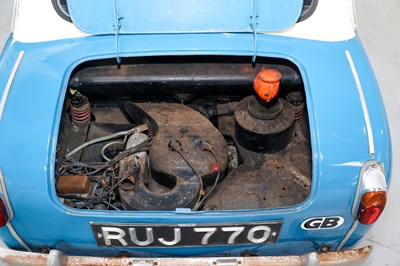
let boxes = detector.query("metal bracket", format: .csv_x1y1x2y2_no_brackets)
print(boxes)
250,0,259,63
47,250,67,266
113,0,122,65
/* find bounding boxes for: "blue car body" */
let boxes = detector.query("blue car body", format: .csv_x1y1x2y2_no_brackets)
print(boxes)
0,0,391,264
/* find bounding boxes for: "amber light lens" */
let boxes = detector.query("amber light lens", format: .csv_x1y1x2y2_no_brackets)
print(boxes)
357,191,387,225
0,198,9,227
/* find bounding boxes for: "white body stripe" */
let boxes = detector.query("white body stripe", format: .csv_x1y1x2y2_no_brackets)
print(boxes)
0,51,24,121
12,0,356,43
271,0,356,41
0,170,31,251
345,50,375,155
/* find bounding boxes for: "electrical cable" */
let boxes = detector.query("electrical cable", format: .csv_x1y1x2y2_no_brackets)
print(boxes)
168,140,204,210
61,137,152,176
168,139,221,211
60,166,139,201
193,147,221,210
102,200,121,211
66,124,148,158
101,134,129,161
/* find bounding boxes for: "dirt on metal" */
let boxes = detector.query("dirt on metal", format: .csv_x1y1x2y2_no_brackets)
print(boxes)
0,246,372,266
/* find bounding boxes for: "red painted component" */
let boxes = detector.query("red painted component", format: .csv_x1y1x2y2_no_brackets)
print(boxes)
70,102,91,124
0,198,9,227
211,163,219,173
357,191,387,225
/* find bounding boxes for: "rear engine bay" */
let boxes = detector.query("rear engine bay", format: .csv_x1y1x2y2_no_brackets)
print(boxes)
55,56,312,211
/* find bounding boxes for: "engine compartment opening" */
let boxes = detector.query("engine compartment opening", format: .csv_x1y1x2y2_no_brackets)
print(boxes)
55,56,312,211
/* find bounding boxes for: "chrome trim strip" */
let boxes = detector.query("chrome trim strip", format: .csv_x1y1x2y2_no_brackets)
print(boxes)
339,160,386,251
6,223,31,252
351,161,386,216
0,51,24,121
11,0,20,33
0,52,30,252
0,169,31,251
0,169,14,219
345,50,375,155
337,219,359,251
48,250,67,266
350,0,358,32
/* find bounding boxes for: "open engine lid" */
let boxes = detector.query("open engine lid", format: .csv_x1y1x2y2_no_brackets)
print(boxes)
66,0,304,35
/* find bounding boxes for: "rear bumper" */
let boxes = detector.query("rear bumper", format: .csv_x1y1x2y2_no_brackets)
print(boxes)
0,246,371,266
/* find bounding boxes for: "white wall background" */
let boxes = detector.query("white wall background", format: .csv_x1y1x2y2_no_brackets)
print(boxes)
356,0,400,265
0,1,13,48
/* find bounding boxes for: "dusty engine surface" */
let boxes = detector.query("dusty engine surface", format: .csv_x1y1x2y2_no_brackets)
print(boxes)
55,57,312,212
119,102,228,210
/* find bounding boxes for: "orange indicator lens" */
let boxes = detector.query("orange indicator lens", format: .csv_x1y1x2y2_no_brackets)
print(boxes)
357,191,387,225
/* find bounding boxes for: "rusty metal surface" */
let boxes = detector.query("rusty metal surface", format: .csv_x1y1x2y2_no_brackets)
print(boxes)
319,246,372,265
119,102,229,210
79,122,134,162
0,246,372,266
58,114,90,162
70,58,303,100
118,155,136,191
126,102,229,185
119,157,201,211
0,249,48,266
56,175,91,195
205,116,311,210
90,105,131,125
58,106,132,164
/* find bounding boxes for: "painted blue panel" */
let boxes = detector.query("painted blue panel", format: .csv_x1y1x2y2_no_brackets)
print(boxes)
66,0,303,34
0,33,391,256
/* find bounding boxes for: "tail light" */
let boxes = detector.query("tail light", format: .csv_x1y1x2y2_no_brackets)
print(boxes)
0,169,13,227
0,198,9,227
357,191,387,225
353,161,387,225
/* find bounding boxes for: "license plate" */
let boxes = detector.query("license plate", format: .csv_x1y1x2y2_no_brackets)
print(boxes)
91,222,282,247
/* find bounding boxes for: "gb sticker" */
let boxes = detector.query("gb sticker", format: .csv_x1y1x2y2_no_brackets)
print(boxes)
301,216,344,230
